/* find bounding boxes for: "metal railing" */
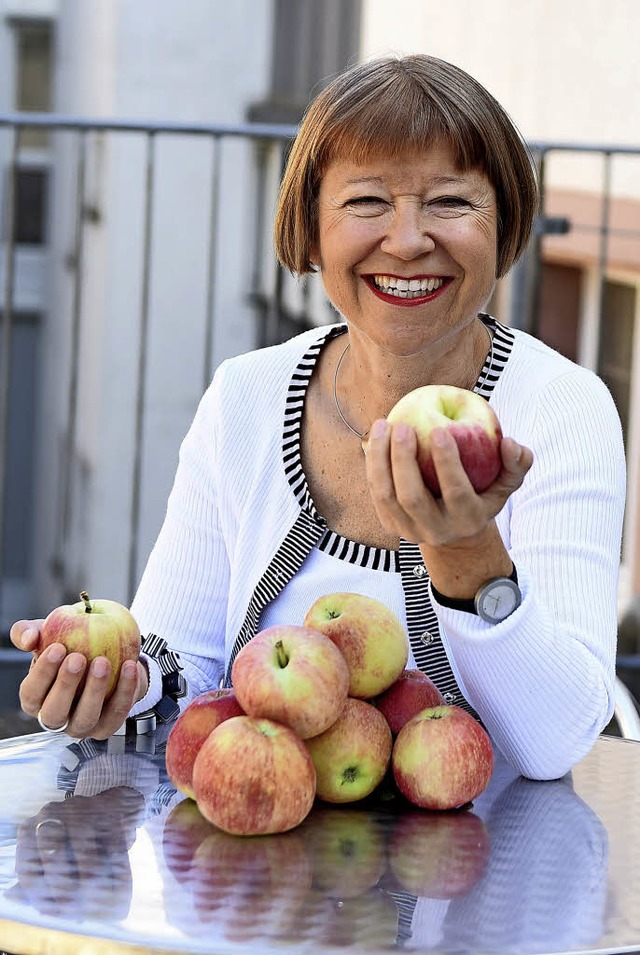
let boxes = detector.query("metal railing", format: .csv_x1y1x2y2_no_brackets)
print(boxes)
0,111,639,627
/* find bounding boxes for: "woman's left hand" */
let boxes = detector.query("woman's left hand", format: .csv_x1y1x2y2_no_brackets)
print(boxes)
365,419,533,548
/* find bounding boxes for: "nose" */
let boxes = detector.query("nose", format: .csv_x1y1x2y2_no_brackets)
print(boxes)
380,201,436,260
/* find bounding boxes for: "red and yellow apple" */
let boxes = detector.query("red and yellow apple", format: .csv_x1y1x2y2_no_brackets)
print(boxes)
231,625,349,739
305,698,392,804
38,591,140,700
375,668,445,735
392,704,494,810
303,593,408,698
192,715,316,835
387,384,502,496
165,689,245,799
388,810,490,898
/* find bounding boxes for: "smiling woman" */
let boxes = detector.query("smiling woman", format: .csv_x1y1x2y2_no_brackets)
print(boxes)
10,55,626,785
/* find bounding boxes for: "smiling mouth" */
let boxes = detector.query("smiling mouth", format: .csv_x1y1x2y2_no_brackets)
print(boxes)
368,274,448,300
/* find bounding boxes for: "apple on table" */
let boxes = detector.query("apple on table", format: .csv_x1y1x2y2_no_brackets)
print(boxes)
305,697,393,804
231,624,349,739
304,592,409,699
38,591,141,700
375,668,445,735
165,688,245,799
392,704,494,810
192,715,316,835
387,383,503,496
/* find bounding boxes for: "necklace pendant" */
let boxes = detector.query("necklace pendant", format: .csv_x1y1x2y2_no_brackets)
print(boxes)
361,433,370,455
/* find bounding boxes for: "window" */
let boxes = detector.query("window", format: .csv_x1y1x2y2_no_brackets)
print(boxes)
597,280,636,445
13,20,53,149
248,0,362,124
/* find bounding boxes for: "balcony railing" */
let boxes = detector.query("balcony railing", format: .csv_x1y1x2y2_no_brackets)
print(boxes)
0,111,639,628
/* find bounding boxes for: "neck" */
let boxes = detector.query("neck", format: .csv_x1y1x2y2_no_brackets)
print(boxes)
335,318,492,431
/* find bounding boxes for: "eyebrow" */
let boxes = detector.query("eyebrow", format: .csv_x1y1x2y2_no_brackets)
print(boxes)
341,173,472,187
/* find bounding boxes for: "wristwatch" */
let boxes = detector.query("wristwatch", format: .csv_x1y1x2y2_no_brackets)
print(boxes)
431,565,522,623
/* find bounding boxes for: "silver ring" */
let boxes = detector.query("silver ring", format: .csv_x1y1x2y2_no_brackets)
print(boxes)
37,710,70,734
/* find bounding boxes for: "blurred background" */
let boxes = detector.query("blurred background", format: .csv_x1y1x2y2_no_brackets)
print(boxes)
1,0,639,710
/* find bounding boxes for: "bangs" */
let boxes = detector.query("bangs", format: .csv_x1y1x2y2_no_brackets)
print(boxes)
313,75,488,177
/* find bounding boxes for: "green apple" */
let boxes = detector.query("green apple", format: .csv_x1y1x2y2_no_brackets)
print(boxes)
305,698,392,803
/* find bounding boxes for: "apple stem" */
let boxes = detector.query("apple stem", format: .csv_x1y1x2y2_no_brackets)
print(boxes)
79,591,92,613
274,640,289,669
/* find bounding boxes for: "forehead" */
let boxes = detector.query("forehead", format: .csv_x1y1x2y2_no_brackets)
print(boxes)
320,143,490,194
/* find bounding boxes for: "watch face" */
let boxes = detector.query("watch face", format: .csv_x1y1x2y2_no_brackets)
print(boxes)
476,579,521,622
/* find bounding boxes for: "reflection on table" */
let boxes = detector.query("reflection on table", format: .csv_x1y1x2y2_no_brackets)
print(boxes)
0,728,636,954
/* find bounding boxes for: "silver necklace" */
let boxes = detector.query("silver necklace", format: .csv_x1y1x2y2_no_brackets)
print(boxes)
332,319,495,453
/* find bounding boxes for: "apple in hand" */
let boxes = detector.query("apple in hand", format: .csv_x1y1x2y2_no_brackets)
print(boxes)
388,810,490,898
165,689,245,799
305,698,392,804
231,625,349,739
304,593,408,699
387,384,503,496
38,591,141,700
392,705,494,810
192,715,316,835
375,668,445,735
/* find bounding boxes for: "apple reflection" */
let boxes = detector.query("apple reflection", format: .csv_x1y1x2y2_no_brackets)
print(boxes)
404,765,608,951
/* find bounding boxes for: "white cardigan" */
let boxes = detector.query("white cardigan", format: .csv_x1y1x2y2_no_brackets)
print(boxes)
130,322,626,780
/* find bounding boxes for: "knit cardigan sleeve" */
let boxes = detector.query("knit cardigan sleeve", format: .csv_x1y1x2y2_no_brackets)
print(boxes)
433,362,626,780
130,371,229,708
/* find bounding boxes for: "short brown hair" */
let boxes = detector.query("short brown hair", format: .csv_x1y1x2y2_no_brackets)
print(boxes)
274,54,539,279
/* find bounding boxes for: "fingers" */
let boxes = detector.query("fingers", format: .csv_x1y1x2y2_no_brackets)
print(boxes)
10,619,45,652
70,659,140,740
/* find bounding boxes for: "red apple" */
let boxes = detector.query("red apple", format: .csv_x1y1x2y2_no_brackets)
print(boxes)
392,705,494,810
38,591,140,700
388,810,490,898
305,698,392,804
231,625,349,739
387,384,502,496
304,593,408,699
192,715,316,835
165,689,245,799
375,668,445,735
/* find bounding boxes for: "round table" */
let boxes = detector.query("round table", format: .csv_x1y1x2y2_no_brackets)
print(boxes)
0,727,637,955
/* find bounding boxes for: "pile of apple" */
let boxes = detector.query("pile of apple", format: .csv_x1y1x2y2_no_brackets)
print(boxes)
166,592,494,836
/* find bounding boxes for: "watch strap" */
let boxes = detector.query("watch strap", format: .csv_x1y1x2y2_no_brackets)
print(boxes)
431,564,518,614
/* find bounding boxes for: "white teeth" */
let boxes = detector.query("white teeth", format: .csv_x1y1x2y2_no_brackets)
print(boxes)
372,275,444,298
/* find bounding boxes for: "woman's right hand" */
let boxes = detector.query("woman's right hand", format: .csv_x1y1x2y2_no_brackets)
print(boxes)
9,619,147,740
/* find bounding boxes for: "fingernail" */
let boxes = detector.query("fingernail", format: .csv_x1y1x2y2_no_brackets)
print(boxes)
47,644,66,664
67,654,85,674
392,422,412,442
20,627,36,649
370,419,388,439
92,658,109,679
123,661,137,680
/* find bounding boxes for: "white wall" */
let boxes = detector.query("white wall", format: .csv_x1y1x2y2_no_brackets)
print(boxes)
361,0,640,196
32,0,275,611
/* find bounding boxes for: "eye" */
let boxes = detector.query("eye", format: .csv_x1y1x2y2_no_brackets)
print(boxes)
345,196,388,215
428,196,472,215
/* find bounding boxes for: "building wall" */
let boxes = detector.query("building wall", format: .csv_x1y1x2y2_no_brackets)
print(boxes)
26,0,275,612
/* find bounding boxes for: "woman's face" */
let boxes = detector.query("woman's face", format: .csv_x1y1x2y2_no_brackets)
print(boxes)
313,141,498,357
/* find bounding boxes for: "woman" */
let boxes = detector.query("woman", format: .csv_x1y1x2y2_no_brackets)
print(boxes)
11,55,625,779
